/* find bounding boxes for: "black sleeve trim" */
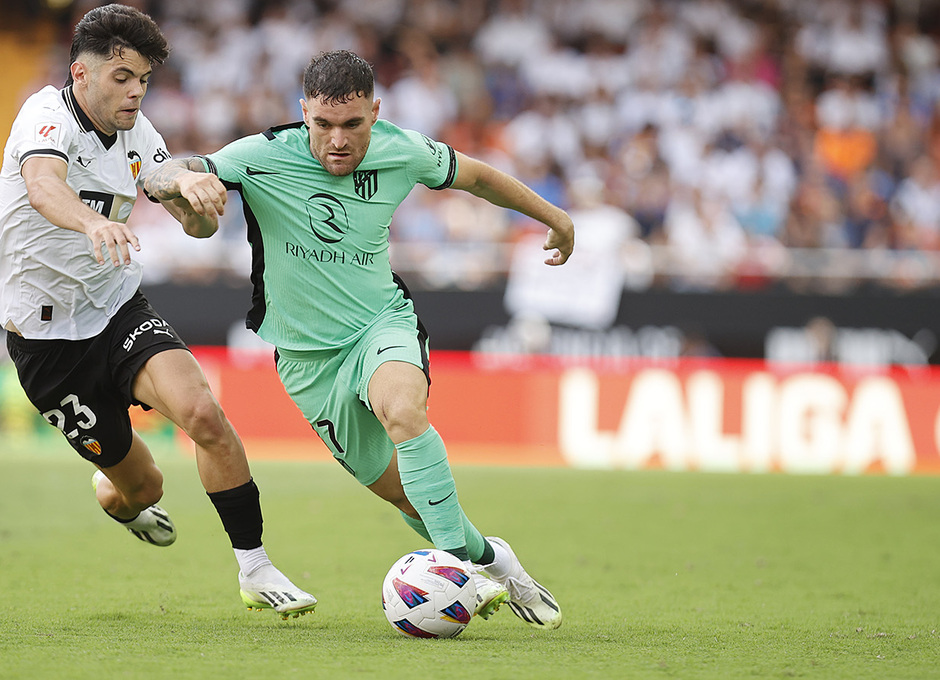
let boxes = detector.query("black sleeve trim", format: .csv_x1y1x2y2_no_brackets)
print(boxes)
429,144,457,191
262,121,305,140
196,154,241,191
196,154,218,176
145,156,238,199
20,148,68,165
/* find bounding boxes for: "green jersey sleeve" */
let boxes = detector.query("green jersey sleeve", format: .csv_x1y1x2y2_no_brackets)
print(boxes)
395,127,458,191
197,132,273,188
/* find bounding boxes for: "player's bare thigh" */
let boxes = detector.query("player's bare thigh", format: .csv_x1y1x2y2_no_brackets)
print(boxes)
131,348,249,489
131,348,215,415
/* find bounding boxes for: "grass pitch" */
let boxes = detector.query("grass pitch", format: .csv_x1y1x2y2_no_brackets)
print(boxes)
1,438,939,679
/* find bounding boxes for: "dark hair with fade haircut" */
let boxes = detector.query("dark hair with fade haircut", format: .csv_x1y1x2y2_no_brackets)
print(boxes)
66,4,169,85
302,50,374,104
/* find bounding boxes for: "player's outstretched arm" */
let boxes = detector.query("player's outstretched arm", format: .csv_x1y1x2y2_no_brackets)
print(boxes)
145,158,227,238
22,155,139,266
449,151,575,265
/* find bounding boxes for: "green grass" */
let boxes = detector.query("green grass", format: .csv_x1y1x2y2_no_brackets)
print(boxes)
1,439,939,679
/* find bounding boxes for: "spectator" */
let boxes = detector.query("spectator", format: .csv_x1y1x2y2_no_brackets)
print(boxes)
664,186,748,290
890,155,940,250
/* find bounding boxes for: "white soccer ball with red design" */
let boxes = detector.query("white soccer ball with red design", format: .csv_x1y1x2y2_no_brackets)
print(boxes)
381,549,477,638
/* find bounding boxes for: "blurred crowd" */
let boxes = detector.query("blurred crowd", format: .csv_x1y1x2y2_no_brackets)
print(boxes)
31,0,940,293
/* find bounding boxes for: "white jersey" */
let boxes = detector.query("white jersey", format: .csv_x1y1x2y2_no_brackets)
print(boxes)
0,85,170,340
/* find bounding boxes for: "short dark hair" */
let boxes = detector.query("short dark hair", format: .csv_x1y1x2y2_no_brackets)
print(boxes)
66,4,168,85
302,50,374,104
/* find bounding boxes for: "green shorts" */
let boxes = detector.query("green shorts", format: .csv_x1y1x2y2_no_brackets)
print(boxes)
275,303,430,486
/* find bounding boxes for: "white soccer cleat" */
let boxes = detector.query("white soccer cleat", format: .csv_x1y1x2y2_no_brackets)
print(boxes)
239,565,317,619
92,470,177,546
483,536,562,630
468,567,509,620
125,505,177,546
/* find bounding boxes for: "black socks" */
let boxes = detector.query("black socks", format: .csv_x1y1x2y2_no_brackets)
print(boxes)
207,478,263,550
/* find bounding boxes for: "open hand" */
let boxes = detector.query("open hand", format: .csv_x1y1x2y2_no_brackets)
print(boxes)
85,219,140,266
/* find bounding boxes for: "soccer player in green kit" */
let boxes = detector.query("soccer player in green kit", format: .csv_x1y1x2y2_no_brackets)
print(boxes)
145,50,573,630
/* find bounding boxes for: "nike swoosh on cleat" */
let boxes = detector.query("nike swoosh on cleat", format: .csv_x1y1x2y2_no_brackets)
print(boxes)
377,345,405,355
246,167,278,175
428,491,455,506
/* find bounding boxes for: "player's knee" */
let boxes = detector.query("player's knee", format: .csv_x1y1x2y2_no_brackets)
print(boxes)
176,392,230,446
380,400,428,442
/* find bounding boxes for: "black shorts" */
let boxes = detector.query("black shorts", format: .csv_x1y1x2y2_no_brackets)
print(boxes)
6,290,189,467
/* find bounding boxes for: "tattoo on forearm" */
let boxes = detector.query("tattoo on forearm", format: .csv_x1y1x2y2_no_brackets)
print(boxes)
144,158,205,200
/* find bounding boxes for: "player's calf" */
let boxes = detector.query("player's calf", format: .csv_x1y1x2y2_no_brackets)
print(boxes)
93,470,177,546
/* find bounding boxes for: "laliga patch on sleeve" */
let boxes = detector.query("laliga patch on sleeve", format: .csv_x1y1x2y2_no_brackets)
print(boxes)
35,123,60,145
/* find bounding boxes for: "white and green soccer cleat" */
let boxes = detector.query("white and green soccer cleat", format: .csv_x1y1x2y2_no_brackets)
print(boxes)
239,565,318,619
92,470,177,546
482,536,562,630
124,504,177,546
468,567,509,620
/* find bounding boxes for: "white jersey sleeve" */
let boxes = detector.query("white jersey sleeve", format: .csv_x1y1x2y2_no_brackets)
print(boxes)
5,85,77,168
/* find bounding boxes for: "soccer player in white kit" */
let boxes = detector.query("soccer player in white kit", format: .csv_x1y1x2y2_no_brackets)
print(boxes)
0,3,316,618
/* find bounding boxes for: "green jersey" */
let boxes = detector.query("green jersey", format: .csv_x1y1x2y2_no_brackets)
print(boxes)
201,119,457,350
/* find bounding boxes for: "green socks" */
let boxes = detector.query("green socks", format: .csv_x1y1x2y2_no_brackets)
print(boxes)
395,425,488,562
399,510,494,564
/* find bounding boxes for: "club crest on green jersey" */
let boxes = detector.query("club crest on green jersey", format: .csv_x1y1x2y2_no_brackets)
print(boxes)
354,169,378,201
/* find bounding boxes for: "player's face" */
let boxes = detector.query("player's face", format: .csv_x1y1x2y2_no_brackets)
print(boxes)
71,49,152,135
301,93,380,176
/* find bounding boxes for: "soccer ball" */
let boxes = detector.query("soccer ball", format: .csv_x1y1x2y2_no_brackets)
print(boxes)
382,549,477,638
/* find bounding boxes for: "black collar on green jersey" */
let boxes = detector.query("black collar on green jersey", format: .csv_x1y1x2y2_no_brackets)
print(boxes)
61,86,118,150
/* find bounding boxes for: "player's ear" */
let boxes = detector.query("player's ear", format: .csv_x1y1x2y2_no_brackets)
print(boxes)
300,98,309,120
371,97,380,124
70,60,86,86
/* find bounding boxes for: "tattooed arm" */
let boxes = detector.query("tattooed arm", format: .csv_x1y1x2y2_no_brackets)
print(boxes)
145,158,227,238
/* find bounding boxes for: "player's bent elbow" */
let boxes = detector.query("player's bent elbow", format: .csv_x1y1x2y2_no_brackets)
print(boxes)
182,218,218,239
